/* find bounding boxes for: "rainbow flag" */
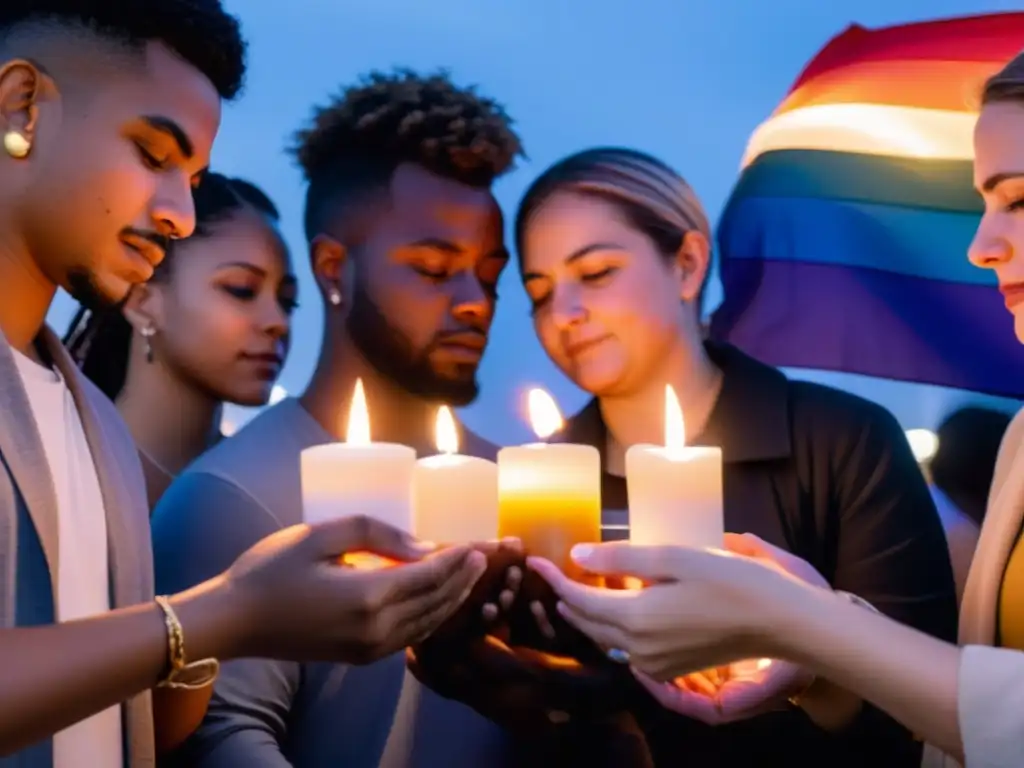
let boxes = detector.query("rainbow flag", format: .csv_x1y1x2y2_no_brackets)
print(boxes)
710,13,1024,398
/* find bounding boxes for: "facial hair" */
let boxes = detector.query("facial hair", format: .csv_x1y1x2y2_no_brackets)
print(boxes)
346,284,480,406
67,266,121,312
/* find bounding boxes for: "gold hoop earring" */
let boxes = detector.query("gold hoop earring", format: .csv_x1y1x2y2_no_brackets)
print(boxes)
3,130,30,159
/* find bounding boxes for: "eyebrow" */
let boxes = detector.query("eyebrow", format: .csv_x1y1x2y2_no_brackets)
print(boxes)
982,171,1024,192
216,262,298,284
407,237,463,254
141,115,194,159
521,242,623,283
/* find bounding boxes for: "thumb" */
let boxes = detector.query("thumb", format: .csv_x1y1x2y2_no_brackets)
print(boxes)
569,542,694,581
723,534,825,585
307,515,435,562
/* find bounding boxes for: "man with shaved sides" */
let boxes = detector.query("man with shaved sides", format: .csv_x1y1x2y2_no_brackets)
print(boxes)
0,6,489,767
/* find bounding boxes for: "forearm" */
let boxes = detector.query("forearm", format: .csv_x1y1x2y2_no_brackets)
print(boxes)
0,577,240,755
798,677,863,731
774,586,962,761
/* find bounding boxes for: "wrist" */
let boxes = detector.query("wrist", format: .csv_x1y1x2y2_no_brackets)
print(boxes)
167,576,252,661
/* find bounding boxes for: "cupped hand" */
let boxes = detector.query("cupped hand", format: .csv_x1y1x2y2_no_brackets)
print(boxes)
224,514,487,663
634,657,813,724
527,540,823,682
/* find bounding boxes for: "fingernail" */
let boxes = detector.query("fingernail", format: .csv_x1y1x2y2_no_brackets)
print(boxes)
570,544,594,562
468,550,487,571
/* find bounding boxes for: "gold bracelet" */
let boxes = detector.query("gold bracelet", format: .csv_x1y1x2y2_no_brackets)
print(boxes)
155,596,186,683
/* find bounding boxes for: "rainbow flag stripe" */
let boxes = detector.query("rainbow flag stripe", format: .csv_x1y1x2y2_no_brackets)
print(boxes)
710,13,1024,398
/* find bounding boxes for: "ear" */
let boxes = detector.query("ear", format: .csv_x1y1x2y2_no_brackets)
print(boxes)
309,234,349,309
675,230,711,305
122,284,164,334
0,59,50,154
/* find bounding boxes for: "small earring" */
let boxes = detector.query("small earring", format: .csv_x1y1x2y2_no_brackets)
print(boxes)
140,325,155,363
328,289,342,307
3,130,30,159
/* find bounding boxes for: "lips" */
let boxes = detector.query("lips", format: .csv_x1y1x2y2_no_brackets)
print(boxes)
564,335,609,358
244,352,284,368
121,235,166,270
1000,282,1024,310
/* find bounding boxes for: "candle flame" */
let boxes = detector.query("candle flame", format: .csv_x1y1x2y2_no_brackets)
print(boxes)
527,388,563,440
435,406,458,454
346,378,370,445
665,384,686,452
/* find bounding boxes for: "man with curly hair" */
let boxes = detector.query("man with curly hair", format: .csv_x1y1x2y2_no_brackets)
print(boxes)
151,69,566,766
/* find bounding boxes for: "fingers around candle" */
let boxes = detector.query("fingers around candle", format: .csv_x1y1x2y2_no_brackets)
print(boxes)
481,603,499,622
570,541,689,581
505,565,522,592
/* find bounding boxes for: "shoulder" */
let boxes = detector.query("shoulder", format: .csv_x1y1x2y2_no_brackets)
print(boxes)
785,378,904,448
990,407,1024,500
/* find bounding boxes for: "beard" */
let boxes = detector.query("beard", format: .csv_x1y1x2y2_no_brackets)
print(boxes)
346,285,481,406
67,266,122,312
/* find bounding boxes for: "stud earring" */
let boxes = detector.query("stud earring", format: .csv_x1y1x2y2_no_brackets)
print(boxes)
3,130,30,159
140,325,155,363
328,289,342,307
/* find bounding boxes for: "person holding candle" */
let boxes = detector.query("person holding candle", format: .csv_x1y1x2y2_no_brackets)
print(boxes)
64,171,295,512
0,5,485,767
524,51,1024,768
510,146,958,765
151,70,567,767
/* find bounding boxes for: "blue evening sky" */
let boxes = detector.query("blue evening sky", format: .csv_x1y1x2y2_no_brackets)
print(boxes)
47,0,1023,443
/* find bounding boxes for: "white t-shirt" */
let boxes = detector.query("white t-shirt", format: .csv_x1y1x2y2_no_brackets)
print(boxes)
13,350,123,768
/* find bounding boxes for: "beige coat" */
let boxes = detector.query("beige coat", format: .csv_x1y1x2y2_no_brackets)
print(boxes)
923,408,1024,767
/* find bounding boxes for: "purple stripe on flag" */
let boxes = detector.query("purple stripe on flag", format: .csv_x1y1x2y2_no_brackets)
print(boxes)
709,259,1024,398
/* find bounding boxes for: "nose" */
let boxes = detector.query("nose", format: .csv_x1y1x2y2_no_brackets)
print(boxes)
549,284,586,332
450,271,492,325
259,297,290,342
968,212,1013,270
150,174,197,240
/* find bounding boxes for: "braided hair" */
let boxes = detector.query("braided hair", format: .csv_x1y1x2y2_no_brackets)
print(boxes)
63,172,279,400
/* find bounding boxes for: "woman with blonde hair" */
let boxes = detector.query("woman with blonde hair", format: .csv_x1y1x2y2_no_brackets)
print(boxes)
513,146,957,765
531,50,1024,768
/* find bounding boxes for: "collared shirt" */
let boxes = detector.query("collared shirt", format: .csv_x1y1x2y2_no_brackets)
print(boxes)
563,342,958,767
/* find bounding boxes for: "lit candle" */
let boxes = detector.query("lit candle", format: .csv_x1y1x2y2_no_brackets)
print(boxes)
625,385,724,548
300,378,417,535
498,389,601,580
413,406,498,543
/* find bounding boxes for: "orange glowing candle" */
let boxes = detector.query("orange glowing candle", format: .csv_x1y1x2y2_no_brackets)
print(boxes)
497,388,601,580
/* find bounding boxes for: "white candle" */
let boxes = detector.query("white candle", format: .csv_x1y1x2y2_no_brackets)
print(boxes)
625,385,724,548
300,378,417,533
498,389,601,581
413,406,498,543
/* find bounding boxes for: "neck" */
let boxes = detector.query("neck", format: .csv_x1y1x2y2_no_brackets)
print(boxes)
117,351,222,476
301,330,438,454
0,221,58,356
600,333,722,458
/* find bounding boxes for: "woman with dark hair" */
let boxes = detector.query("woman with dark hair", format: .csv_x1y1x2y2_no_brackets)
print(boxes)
65,172,296,509
514,147,957,765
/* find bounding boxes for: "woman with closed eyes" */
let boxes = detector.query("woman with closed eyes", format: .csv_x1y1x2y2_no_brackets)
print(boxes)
514,146,957,766
65,171,296,510
530,49,1024,768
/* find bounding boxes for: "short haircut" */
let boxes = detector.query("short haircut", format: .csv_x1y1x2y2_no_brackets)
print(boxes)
289,68,524,241
931,406,1012,525
0,1,247,100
